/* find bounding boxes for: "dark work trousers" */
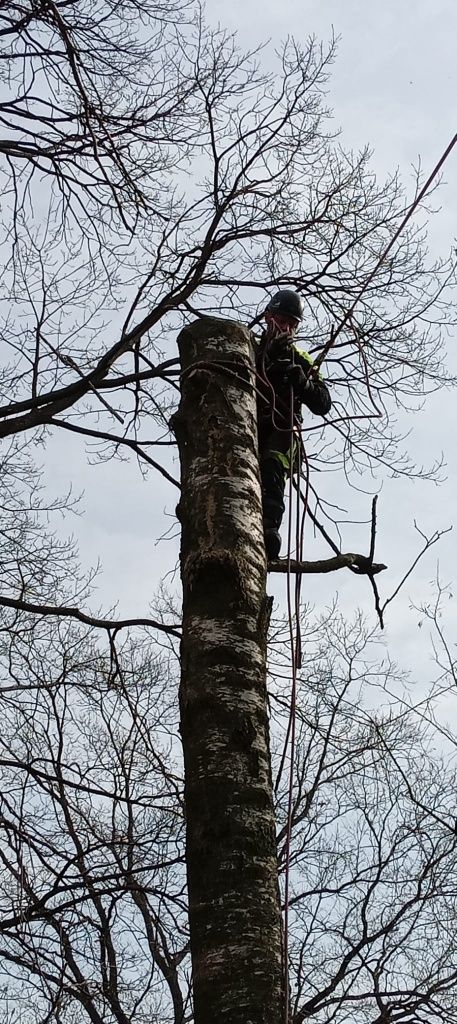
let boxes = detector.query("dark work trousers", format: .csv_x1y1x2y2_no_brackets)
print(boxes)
258,424,294,531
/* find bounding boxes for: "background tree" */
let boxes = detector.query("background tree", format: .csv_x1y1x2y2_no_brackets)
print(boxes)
2,556,457,1022
0,0,454,490
0,1,456,1021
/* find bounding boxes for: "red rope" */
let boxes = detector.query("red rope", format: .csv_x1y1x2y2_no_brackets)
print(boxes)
255,337,309,1016
282,378,311,1023
279,133,457,1016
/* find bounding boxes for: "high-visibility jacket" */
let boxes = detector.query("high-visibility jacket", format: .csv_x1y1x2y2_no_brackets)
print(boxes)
255,333,331,436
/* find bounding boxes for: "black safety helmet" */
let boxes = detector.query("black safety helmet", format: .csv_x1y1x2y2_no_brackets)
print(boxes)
265,289,304,322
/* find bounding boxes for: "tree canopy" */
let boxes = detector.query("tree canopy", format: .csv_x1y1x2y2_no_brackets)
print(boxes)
0,1,456,1021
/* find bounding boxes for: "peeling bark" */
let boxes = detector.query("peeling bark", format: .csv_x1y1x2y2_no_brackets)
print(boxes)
173,318,283,1024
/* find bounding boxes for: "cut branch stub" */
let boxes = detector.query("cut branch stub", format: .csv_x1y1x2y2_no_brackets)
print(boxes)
174,318,284,1024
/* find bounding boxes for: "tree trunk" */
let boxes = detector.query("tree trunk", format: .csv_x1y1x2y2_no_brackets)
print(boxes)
173,318,283,1024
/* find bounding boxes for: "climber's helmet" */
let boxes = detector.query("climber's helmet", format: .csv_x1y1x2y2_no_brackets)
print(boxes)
264,289,304,338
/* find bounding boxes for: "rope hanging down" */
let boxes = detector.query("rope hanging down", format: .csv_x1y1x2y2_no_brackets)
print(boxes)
278,129,457,1022
282,382,309,1024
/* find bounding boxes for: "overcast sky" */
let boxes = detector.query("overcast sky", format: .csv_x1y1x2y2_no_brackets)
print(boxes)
43,0,457,690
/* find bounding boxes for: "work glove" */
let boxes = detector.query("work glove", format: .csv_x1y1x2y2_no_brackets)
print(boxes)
267,334,292,360
283,364,309,391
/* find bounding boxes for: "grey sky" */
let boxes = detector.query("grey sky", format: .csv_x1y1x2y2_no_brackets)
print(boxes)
43,0,457,685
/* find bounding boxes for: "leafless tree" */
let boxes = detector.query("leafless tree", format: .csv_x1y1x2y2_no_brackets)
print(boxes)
0,621,188,1022
271,603,457,1024
0,1,454,489
2,574,457,1022
0,2,456,1022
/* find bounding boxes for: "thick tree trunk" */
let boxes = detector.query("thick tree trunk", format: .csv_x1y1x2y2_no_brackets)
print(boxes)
173,318,283,1024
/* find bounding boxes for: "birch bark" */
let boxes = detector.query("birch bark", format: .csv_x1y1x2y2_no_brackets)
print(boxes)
173,318,283,1024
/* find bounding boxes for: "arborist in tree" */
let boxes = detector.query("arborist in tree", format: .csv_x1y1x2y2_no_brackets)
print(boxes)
256,289,331,560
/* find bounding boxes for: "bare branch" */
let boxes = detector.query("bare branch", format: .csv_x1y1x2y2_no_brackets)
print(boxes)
0,593,181,637
269,553,387,575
